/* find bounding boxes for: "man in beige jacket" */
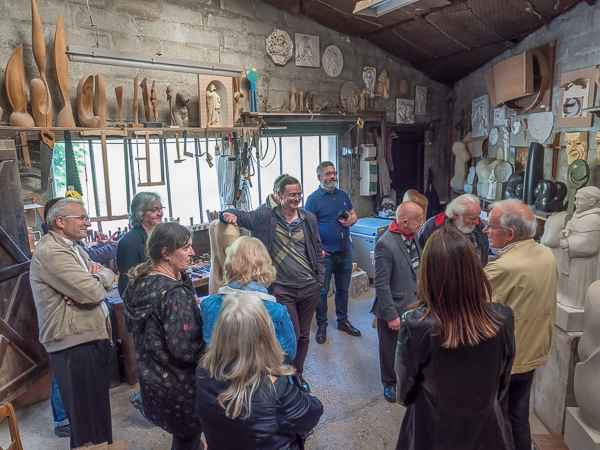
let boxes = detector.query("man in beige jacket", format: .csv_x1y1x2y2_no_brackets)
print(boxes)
30,198,114,449
484,200,557,450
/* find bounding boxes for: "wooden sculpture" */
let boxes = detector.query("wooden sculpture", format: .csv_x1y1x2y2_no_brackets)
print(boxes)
76,75,101,128
233,76,244,125
93,75,107,127
140,77,151,122
565,131,589,165
151,80,158,123
166,85,175,126
30,0,52,127
115,86,124,125
132,76,139,126
53,13,74,127
6,45,35,126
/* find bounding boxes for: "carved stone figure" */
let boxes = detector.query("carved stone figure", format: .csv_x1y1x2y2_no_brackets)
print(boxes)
565,131,589,165
290,86,296,112
206,84,221,127
541,211,571,267
534,180,567,213
166,85,175,126
363,66,376,99
479,159,500,198
375,69,390,99
415,86,427,116
574,280,600,429
341,82,360,113
471,94,489,138
151,80,158,123
504,171,525,200
396,99,415,124
266,29,293,66
557,186,600,309
450,141,470,192
486,170,497,200
173,90,190,128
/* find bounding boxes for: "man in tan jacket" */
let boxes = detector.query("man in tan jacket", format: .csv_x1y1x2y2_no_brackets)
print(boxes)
30,198,114,449
484,200,557,450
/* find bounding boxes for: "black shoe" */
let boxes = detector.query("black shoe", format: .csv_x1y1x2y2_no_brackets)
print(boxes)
54,423,70,438
384,386,397,403
292,375,311,393
316,324,327,344
337,319,361,337
130,391,151,422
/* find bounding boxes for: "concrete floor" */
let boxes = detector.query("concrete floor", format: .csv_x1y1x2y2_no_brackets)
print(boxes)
1,288,549,449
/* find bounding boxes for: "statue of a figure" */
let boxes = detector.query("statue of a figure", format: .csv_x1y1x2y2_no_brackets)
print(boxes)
290,86,296,112
362,67,376,99
557,186,600,309
450,141,470,192
166,85,175,126
173,90,190,128
375,69,390,99
206,84,221,126
151,80,158,123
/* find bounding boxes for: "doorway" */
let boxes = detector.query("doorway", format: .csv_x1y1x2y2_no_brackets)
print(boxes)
389,128,425,204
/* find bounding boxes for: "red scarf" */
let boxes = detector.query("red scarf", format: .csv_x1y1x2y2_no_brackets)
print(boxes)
389,219,414,241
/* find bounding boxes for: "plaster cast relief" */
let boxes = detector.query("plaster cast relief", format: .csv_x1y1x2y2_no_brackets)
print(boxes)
489,127,499,146
322,45,343,78
528,112,553,143
295,34,319,68
565,131,589,165
398,79,409,96
341,81,361,113
471,94,489,138
511,120,521,135
266,29,293,66
493,106,507,126
396,98,415,124
415,86,427,116
363,66,376,99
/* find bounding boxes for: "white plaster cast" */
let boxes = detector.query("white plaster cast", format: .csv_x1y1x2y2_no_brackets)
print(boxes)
541,211,571,268
450,141,470,192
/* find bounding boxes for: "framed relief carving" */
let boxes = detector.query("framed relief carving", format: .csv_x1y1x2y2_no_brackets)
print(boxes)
471,94,490,138
557,66,597,127
266,29,293,66
415,86,427,116
396,98,415,124
295,34,319,68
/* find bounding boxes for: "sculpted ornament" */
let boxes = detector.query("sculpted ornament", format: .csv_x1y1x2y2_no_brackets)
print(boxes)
565,131,589,165
266,29,293,66
322,45,343,78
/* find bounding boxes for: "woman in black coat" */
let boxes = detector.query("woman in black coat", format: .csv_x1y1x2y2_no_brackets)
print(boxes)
196,292,323,450
395,227,515,450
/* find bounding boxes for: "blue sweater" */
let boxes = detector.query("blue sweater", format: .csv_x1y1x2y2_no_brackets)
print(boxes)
200,282,297,363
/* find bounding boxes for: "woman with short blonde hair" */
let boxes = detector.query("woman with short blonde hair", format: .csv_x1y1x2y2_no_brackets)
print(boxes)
196,293,323,449
200,236,296,363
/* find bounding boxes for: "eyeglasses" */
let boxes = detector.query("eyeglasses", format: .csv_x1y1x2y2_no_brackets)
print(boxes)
145,207,166,214
484,224,502,232
286,193,303,199
321,171,337,177
61,215,91,222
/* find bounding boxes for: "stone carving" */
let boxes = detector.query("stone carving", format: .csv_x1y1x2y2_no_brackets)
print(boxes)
478,159,500,198
206,84,221,126
415,86,427,116
487,171,497,200
341,81,360,113
493,161,513,200
322,45,343,78
376,69,390,99
290,86,296,112
151,80,158,123
541,211,570,267
396,99,415,124
574,280,600,429
504,171,525,200
173,90,190,128
564,131,589,165
450,141,470,192
471,94,490,138
362,66,376,99
398,79,409,96
295,33,319,68
557,186,600,309
534,180,567,213
528,112,553,144
166,85,175,126
266,29,293,66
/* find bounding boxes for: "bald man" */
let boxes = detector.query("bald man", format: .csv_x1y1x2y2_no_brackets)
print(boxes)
484,200,557,450
371,201,424,403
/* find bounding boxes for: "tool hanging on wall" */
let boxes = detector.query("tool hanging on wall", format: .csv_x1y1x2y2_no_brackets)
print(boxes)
134,129,165,186
40,128,55,191
214,132,221,156
183,130,193,158
174,133,185,163
16,132,31,169
195,134,213,168
230,132,239,161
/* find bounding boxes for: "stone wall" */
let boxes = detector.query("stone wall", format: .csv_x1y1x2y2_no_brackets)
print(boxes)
0,0,448,218
452,1,600,190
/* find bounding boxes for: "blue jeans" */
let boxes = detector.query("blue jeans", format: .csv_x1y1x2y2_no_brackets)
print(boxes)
315,250,353,326
51,376,69,427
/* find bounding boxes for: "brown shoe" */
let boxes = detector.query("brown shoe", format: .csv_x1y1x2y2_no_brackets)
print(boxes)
337,319,361,337
316,324,327,344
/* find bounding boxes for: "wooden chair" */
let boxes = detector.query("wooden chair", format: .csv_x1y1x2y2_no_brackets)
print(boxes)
0,402,24,450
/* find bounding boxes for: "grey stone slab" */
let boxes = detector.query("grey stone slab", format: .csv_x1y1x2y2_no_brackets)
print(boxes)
565,408,600,450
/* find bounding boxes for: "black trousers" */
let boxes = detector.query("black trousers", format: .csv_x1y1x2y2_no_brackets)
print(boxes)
500,369,535,450
376,317,400,388
49,340,113,449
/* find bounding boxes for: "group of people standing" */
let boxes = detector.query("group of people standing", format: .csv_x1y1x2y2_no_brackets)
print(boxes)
29,161,558,450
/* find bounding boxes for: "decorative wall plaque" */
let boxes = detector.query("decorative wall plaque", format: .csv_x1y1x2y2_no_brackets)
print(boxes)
322,45,343,78
341,81,360,113
266,29,293,66
363,66,376,99
471,94,490,138
558,66,597,128
565,131,589,165
396,98,415,124
295,34,319,68
415,86,427,116
528,112,553,143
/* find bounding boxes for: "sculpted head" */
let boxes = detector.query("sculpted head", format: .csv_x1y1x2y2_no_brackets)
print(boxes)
574,186,600,214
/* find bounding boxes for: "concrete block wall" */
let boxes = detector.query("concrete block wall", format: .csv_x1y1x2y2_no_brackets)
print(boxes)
0,0,448,217
452,1,600,190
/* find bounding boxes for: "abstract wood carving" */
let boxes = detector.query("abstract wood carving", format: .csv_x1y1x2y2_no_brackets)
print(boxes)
140,77,151,123
53,13,74,127
151,80,158,123
115,86,123,125
133,76,139,125
76,75,101,128
93,75,107,127
5,45,34,127
233,76,244,125
30,0,52,127
166,85,175,126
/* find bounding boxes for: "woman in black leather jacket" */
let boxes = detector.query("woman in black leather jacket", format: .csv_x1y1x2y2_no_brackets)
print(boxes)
196,292,323,450
395,227,515,450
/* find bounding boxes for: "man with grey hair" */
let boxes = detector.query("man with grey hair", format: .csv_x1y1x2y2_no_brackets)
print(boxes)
116,191,162,419
418,193,489,266
30,198,115,448
484,199,557,450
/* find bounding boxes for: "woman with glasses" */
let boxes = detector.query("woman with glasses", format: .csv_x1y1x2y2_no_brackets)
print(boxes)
395,227,515,450
123,222,204,450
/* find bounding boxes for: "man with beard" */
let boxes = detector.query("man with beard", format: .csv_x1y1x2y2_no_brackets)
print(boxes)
221,176,324,394
305,161,361,345
418,193,489,266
